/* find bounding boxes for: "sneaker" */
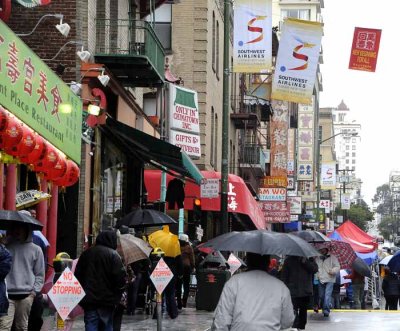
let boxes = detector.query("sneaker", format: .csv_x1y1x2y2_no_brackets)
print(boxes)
323,312,329,317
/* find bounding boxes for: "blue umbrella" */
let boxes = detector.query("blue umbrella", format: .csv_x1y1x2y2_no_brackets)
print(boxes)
387,250,400,272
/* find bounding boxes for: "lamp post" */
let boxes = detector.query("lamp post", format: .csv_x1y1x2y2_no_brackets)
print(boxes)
316,132,358,231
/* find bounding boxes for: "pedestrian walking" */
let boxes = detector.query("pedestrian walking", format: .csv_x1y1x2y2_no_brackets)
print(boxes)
315,247,340,317
343,268,365,309
381,267,400,310
211,253,294,331
281,256,318,330
268,258,280,278
0,223,45,331
0,233,12,318
176,234,195,309
75,230,127,331
162,254,183,319
331,272,341,309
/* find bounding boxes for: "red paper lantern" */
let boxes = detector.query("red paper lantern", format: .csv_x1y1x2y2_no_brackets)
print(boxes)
34,144,59,174
53,160,80,187
4,124,36,157
44,155,67,182
0,116,23,150
19,135,46,165
0,107,9,133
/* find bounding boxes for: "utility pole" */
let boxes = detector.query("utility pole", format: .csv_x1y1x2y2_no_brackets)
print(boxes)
221,0,231,234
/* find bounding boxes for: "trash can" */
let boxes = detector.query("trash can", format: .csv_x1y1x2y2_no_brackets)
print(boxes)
195,253,231,311
53,252,73,283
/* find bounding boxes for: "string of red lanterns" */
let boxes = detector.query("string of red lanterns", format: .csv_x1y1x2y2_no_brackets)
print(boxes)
0,106,79,187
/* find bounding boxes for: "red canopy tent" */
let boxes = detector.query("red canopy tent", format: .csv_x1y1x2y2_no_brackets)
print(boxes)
330,221,378,253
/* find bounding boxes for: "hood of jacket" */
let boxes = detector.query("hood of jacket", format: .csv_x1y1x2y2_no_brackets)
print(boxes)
95,231,117,250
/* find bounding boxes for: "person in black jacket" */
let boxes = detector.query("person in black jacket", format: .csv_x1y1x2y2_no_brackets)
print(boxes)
75,231,127,331
281,256,318,331
381,267,400,310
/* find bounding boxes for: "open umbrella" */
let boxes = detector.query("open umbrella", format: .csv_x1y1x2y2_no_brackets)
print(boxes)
115,209,177,228
379,255,393,265
0,210,43,230
291,230,331,243
315,240,357,269
352,257,371,277
117,234,152,265
148,225,181,257
201,230,320,258
387,250,400,272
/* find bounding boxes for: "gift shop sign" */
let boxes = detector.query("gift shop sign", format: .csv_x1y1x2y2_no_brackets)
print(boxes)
170,129,201,158
259,201,290,223
0,20,82,163
47,267,85,321
258,187,286,201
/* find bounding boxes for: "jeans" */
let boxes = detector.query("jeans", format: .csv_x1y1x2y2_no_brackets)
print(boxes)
164,278,178,319
318,282,334,315
84,309,114,331
176,267,191,308
352,283,364,309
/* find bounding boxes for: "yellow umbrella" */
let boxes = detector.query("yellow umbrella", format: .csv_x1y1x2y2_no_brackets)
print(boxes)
148,225,181,258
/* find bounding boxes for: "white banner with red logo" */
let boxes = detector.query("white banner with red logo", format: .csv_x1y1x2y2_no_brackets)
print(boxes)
321,162,337,190
271,18,323,104
233,0,272,73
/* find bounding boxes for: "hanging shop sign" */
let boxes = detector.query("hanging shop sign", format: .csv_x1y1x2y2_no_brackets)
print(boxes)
341,193,351,210
321,162,337,190
259,201,290,223
271,18,323,104
168,83,201,159
288,196,302,215
200,178,219,198
270,100,289,177
14,0,51,7
297,103,314,180
260,176,287,188
16,189,51,209
0,20,82,164
233,0,272,73
258,187,286,201
319,199,331,213
349,27,381,72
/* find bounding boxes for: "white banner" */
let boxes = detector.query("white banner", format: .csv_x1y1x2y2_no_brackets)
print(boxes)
288,196,302,214
321,162,337,189
341,193,351,210
170,129,201,158
271,18,323,104
233,0,272,73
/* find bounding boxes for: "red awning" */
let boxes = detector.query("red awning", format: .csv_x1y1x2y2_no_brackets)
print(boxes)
144,170,265,229
334,220,378,253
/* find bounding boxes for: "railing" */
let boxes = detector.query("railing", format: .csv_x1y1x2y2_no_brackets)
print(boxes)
240,144,266,172
231,95,262,118
95,19,165,78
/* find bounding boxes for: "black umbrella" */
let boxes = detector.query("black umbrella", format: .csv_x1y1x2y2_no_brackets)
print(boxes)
0,210,43,231
352,257,371,277
115,209,177,228
201,230,321,258
291,230,331,243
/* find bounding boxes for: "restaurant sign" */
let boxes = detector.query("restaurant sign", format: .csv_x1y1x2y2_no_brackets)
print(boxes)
0,20,82,163
259,201,290,223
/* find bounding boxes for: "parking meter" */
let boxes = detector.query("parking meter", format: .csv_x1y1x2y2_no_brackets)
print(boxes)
53,252,73,283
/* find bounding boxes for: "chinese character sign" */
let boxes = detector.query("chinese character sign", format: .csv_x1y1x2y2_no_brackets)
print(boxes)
233,0,272,73
270,100,288,177
349,27,381,72
297,103,314,180
0,20,82,163
271,18,323,104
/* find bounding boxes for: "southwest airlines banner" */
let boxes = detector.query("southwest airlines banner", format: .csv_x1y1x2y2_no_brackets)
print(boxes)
272,18,323,104
321,162,337,190
349,27,381,72
233,0,272,73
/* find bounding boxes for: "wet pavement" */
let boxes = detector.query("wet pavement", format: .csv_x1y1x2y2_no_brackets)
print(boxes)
65,309,400,331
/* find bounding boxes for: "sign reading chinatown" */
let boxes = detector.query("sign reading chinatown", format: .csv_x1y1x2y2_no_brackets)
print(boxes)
349,27,381,72
272,18,323,104
0,20,82,163
233,0,272,73
168,83,201,158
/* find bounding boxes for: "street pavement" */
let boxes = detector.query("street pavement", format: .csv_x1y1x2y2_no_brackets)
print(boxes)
64,309,400,331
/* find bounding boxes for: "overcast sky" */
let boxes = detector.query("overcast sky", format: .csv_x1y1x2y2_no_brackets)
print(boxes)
320,0,398,204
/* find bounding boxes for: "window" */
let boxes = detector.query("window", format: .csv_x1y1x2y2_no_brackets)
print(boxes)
230,140,233,173
346,145,349,150
346,152,349,157
146,4,172,51
352,138,356,143
352,145,356,150
352,166,356,171
346,166,349,170
216,20,220,78
212,12,216,71
281,9,310,20
346,160,349,164
352,152,356,157
214,114,219,167
210,107,215,166
352,160,356,164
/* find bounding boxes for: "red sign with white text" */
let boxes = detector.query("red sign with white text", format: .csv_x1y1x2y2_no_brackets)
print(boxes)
259,201,290,223
349,27,381,72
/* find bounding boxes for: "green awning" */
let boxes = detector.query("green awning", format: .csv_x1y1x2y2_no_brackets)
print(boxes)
100,117,203,184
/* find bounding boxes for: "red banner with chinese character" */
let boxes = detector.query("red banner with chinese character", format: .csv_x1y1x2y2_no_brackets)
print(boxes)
349,27,382,72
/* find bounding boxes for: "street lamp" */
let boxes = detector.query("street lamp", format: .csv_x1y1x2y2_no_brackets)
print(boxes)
316,131,358,231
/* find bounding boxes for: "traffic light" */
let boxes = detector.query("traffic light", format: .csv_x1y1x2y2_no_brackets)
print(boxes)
193,198,202,224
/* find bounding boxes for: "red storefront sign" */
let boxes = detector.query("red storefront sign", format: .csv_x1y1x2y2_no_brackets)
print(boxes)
259,201,290,223
349,27,382,72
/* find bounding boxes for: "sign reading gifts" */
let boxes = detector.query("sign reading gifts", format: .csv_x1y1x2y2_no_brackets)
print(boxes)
349,27,382,72
168,83,201,158
0,20,82,163
259,201,290,223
